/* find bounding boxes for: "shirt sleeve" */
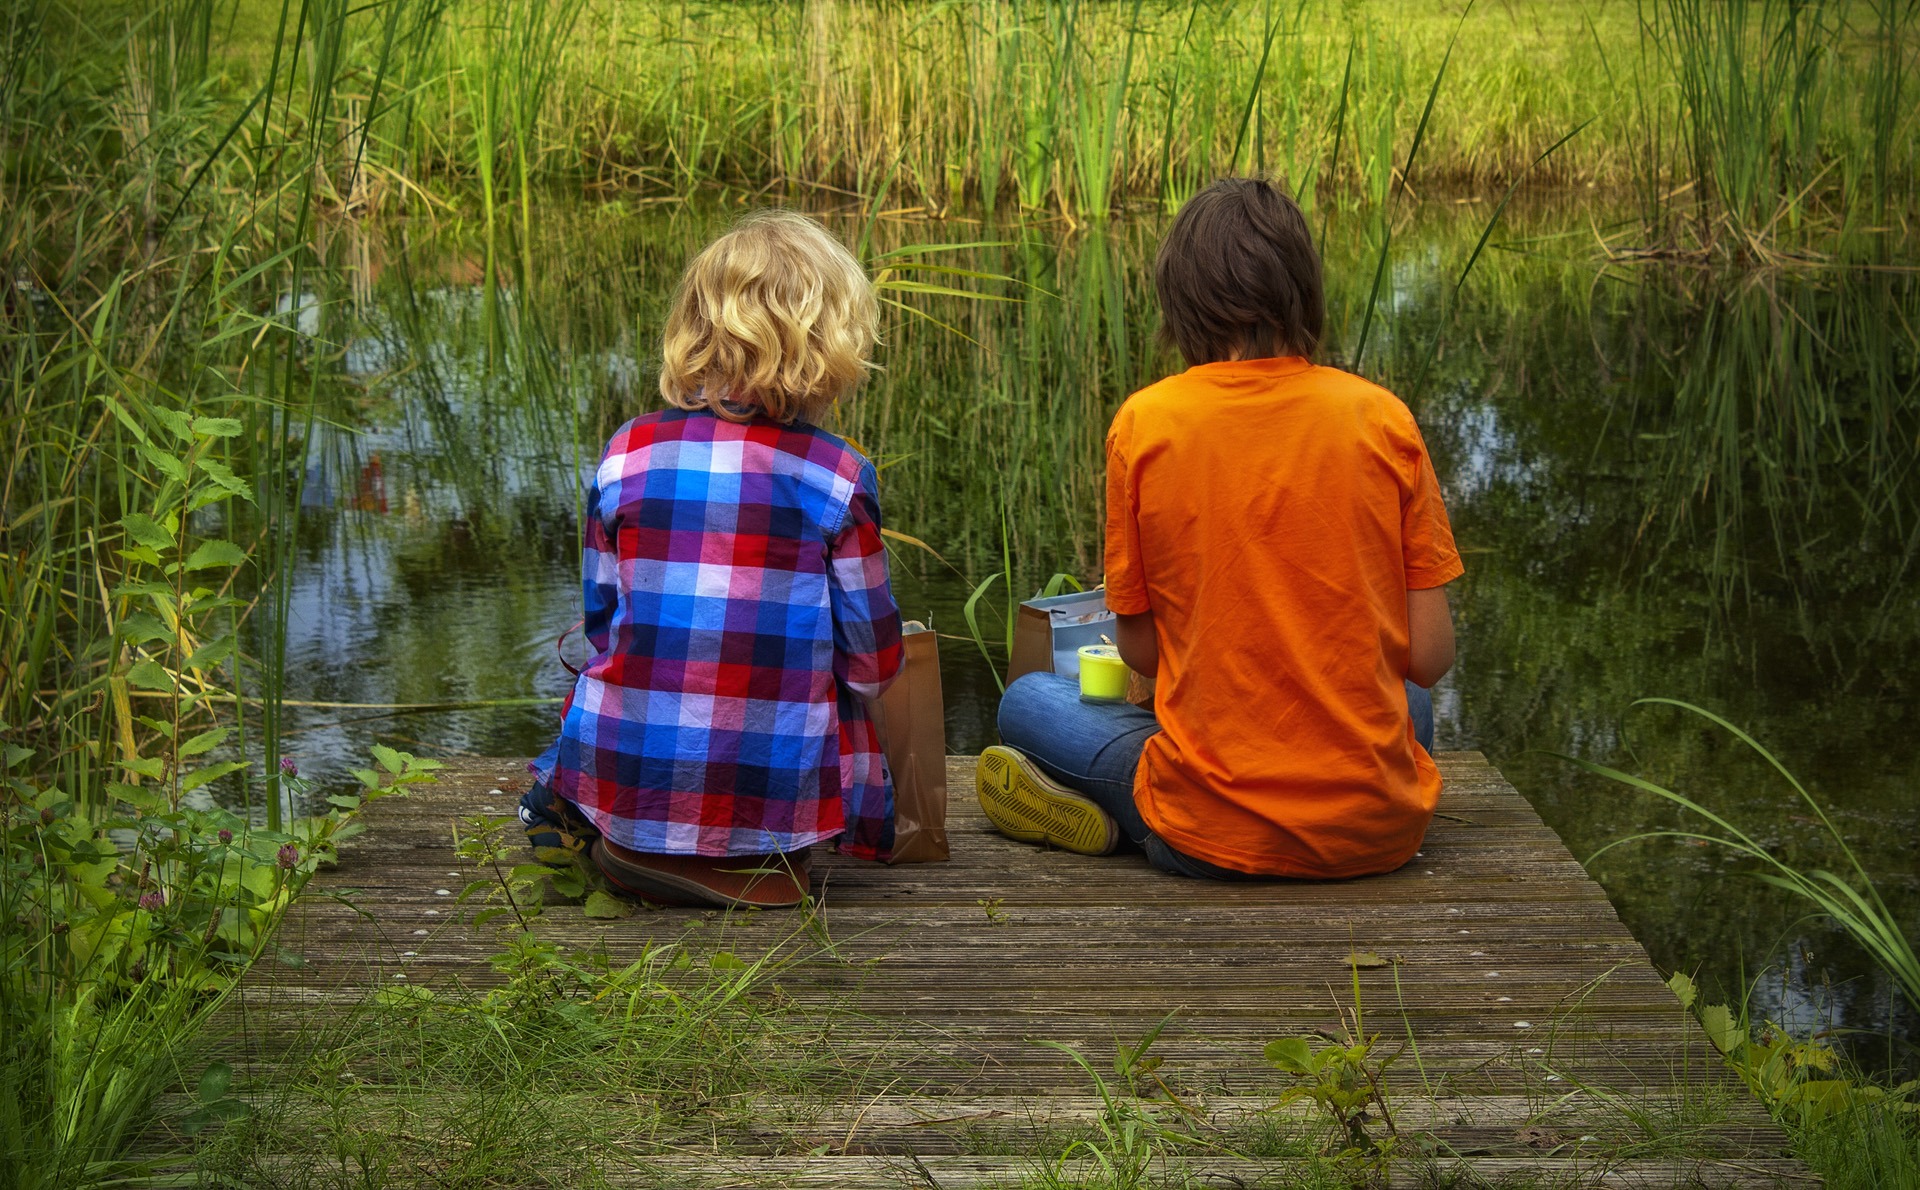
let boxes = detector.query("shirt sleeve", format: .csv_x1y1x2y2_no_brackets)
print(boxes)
581,477,619,657
1401,423,1465,590
1103,411,1150,615
826,460,904,700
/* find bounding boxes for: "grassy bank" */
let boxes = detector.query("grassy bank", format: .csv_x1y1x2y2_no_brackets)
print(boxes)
29,0,1920,257
281,0,1920,250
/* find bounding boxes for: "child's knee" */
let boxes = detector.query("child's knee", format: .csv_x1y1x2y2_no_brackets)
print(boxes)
996,671,1076,743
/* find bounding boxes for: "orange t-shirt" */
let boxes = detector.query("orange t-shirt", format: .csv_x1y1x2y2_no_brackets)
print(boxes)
1104,356,1464,878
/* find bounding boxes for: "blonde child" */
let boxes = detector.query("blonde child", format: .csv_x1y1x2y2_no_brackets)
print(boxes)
522,211,903,907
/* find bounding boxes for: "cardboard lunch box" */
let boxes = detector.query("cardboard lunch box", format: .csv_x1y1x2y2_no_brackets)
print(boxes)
1007,590,1156,707
1007,590,1114,684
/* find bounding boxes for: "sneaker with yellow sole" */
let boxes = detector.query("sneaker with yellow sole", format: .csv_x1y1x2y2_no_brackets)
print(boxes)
975,745,1120,856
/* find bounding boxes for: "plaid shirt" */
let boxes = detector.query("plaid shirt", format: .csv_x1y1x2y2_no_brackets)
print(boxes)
532,408,903,859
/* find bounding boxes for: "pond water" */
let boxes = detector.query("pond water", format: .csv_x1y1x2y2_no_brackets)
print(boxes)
270,200,1919,1062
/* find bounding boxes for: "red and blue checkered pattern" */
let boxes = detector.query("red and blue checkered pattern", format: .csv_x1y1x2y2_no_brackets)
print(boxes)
532,408,904,859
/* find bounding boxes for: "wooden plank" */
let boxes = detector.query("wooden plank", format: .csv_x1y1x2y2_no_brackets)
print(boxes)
224,753,1811,1187
587,1155,1818,1188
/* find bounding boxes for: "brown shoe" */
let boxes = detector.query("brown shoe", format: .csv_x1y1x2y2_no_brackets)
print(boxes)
590,838,811,909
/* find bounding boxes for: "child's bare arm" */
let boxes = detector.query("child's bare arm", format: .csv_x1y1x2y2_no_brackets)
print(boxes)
1407,586,1456,689
1115,610,1159,678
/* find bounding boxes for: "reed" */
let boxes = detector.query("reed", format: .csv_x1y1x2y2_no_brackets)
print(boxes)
1575,700,1918,1015
2,1,453,1183
183,0,1916,254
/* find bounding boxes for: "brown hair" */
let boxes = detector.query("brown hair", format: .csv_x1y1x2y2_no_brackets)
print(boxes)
1153,178,1325,367
660,209,879,425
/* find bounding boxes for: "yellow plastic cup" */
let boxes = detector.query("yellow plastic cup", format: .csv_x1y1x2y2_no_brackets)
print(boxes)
1077,645,1129,701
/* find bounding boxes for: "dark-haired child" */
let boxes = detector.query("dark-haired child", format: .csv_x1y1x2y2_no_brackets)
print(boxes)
977,178,1461,880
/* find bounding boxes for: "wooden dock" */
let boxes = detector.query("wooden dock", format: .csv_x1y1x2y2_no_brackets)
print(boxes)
242,753,1813,1187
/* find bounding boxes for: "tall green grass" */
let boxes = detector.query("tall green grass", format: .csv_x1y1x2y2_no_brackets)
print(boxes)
2,1,453,1184
1575,700,1918,1016
1572,703,1920,1186
184,0,1919,255
1635,0,1920,259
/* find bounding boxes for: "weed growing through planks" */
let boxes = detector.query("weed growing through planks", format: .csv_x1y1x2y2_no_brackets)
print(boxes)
198,880,862,1186
1262,961,1401,1172
1032,1021,1205,1190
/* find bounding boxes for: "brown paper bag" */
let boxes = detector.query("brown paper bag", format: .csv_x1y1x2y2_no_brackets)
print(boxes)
1007,601,1058,686
872,622,948,863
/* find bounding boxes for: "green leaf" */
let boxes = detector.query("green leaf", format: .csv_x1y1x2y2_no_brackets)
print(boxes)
180,1096,249,1137
106,782,166,814
112,580,176,601
193,458,255,503
240,864,278,898
1696,1003,1746,1055
190,416,244,438
582,891,632,919
1264,1037,1315,1074
126,660,174,691
119,612,173,645
180,761,246,794
710,951,747,970
118,757,166,780
122,513,175,554
370,744,405,775
185,636,235,671
136,442,188,482
179,728,230,756
374,985,436,1009
152,407,194,441
183,539,249,570
325,794,362,811
1666,972,1698,1010
118,546,162,567
197,1061,233,1104
1346,951,1395,969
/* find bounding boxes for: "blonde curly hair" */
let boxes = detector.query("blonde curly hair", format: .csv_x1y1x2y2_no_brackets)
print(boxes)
659,210,879,425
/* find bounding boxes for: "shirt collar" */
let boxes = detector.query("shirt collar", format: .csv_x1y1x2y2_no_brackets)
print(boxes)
1185,355,1315,380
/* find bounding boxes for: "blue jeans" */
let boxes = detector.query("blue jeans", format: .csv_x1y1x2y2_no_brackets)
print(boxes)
996,672,1435,879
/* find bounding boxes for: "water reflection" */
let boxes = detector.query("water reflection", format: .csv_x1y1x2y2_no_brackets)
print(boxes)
270,203,1918,1063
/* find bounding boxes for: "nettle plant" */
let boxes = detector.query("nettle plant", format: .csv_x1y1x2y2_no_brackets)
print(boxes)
4,408,443,997
1,402,444,1178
